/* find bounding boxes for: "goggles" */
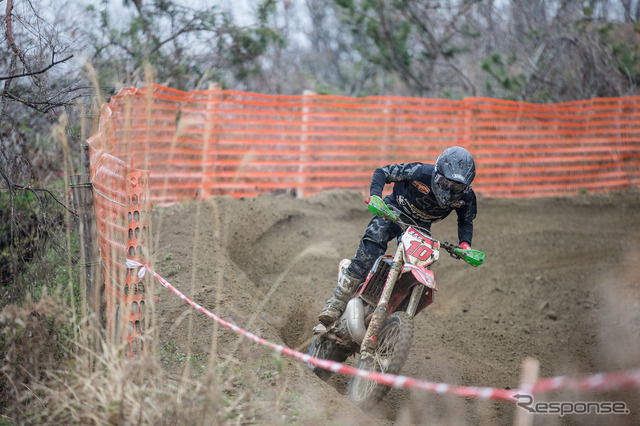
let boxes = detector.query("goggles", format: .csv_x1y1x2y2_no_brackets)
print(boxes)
434,173,468,193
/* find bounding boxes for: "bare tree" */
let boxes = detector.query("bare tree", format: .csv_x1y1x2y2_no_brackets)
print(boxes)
299,0,380,96
483,0,638,101
239,0,304,94
329,0,499,98
620,0,640,21
82,0,281,92
316,0,639,100
1,0,81,112
0,0,87,302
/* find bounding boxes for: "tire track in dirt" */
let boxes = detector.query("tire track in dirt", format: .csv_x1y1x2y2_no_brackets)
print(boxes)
154,190,640,425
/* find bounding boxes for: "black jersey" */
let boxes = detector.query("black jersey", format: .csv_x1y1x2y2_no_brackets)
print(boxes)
369,162,477,245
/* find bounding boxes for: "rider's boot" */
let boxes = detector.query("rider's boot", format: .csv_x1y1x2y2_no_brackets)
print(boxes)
318,261,363,326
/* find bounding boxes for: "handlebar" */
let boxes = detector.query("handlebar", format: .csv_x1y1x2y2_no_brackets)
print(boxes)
367,196,485,267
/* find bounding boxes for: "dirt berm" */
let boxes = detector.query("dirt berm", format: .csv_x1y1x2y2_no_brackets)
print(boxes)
153,189,640,425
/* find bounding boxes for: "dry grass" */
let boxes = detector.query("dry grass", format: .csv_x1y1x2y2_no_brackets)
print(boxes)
0,289,318,425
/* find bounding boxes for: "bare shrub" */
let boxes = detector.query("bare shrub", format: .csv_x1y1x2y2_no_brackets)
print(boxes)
0,290,71,420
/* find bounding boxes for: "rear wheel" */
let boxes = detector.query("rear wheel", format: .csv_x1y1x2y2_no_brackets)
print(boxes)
306,335,349,381
348,312,414,409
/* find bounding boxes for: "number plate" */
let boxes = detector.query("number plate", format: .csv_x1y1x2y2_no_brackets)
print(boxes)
401,227,439,266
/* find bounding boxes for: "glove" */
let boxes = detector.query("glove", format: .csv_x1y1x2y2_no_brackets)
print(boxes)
450,242,470,260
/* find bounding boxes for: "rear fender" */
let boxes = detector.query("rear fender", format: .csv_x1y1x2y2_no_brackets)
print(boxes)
402,264,437,290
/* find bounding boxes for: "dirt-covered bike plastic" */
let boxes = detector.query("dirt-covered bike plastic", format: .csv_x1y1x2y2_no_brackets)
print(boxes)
307,196,484,409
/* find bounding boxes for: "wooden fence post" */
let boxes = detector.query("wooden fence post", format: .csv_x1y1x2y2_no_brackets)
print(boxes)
514,357,540,426
298,90,315,198
70,144,105,349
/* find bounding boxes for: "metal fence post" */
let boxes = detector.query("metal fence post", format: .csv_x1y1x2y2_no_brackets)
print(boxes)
70,144,105,352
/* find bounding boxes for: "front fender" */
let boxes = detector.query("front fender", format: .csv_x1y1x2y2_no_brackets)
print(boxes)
402,264,437,290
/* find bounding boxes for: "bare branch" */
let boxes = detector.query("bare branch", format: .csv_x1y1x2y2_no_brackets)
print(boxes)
0,55,74,82
5,0,34,76
375,3,425,93
0,163,78,218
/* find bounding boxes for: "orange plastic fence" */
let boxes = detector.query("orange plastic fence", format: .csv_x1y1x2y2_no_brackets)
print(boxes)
88,110,151,354
86,84,640,346
96,85,639,203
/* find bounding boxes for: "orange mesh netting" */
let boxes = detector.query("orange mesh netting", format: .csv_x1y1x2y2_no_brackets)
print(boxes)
95,85,639,202
87,97,152,355
86,84,640,347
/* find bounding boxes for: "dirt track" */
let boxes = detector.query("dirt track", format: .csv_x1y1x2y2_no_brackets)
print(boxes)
153,189,640,425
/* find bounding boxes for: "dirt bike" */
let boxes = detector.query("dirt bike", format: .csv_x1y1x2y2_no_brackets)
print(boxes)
307,196,485,409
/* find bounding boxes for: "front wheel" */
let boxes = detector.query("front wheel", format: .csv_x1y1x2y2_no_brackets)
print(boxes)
348,312,414,410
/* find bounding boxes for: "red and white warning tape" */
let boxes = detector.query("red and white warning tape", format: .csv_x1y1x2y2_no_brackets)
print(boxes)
126,259,640,402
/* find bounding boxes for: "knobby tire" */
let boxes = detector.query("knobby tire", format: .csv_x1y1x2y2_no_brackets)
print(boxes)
347,311,414,410
307,336,349,381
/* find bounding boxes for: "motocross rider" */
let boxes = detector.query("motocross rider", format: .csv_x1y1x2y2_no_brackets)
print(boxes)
318,146,477,326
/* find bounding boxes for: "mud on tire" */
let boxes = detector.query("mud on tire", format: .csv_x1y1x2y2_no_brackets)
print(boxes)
347,312,414,410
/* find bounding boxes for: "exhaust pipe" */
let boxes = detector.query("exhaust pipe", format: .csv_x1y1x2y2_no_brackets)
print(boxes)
345,298,366,344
